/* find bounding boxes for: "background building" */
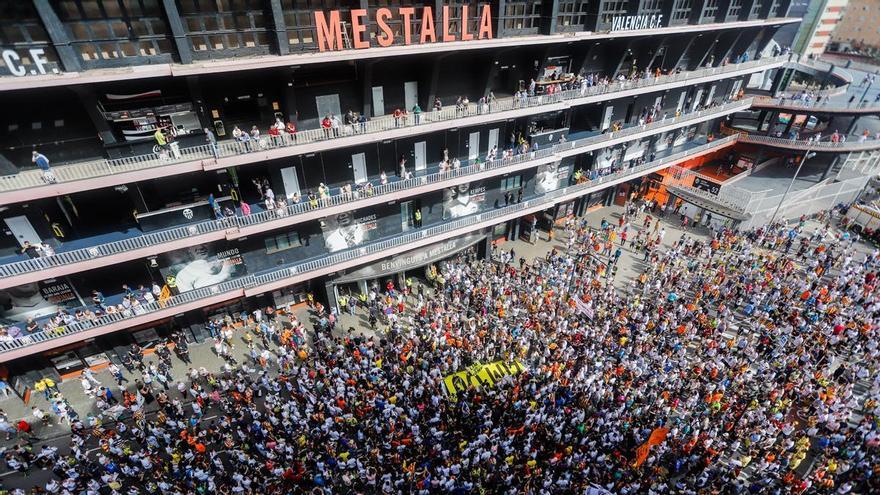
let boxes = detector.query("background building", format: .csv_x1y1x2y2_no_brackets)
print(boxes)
790,0,848,58
830,0,880,56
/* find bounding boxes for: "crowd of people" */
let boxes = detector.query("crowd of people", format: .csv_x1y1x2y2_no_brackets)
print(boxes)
0,200,878,494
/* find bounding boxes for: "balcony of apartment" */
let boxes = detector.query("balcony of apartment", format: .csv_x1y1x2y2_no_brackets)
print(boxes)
0,55,787,205
0,133,738,360
0,98,752,289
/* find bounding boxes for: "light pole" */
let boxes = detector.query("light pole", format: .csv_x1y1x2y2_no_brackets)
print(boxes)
768,147,817,227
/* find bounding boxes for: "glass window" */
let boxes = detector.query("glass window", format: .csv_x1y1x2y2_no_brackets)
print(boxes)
557,0,589,30
728,0,743,18
672,0,693,21
502,175,522,191
701,0,719,19
599,0,628,26
265,231,302,253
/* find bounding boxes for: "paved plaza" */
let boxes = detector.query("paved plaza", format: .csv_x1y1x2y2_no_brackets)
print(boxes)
0,202,873,492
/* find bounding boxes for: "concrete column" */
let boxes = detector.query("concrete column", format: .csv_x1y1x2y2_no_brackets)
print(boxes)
718,31,744,64
716,0,733,22
820,155,840,181
483,48,515,98
426,55,449,111
70,86,117,145
362,61,375,119
282,69,298,123
694,34,722,69
32,0,82,72
690,0,708,23
541,0,560,34
269,0,290,56
769,68,788,95
496,0,507,38
186,76,212,130
160,0,193,64
669,36,697,70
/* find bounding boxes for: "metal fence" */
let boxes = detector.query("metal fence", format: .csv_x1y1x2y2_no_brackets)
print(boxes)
752,95,880,112
739,134,880,152
0,137,735,355
0,100,752,280
0,57,786,195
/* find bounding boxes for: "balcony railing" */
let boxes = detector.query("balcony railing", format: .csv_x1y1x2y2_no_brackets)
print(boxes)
0,99,753,282
739,134,880,152
0,136,737,357
752,95,880,113
0,56,787,197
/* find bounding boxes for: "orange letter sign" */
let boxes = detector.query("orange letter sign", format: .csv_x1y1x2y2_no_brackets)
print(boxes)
376,8,394,47
442,6,454,42
314,11,344,52
461,5,474,41
478,5,493,40
350,9,369,49
399,7,415,45
420,7,437,43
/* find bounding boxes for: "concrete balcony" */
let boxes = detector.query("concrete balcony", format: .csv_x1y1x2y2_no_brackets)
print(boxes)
750,96,880,115
738,134,880,152
0,135,738,361
0,56,787,205
0,99,752,289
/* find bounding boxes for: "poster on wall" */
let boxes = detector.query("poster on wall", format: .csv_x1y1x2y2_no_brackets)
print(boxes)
0,278,81,323
535,162,570,193
443,183,486,219
321,212,378,252
159,245,247,291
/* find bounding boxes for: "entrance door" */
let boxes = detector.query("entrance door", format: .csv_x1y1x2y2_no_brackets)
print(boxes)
316,94,342,119
468,131,480,160
404,81,418,111
488,128,499,153
414,141,427,171
352,153,368,183
371,86,385,117
400,201,413,231
280,166,301,199
4,216,41,247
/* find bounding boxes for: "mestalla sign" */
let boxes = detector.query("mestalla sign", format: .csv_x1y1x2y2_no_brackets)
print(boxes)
314,5,493,52
610,14,665,32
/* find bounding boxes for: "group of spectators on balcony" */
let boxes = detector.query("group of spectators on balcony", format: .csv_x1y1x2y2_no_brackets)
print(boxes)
3,198,880,494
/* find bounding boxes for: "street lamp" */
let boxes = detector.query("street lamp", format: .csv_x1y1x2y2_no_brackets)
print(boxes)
768,147,817,227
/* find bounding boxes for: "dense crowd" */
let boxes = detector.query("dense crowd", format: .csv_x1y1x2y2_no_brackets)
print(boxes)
2,203,879,495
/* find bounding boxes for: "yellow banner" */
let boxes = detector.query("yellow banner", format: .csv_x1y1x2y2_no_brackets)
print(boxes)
443,360,526,396
158,285,171,307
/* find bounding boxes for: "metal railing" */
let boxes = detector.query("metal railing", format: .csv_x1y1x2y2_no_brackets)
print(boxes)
0,57,786,195
0,137,735,355
752,95,880,112
739,134,880,152
0,100,752,280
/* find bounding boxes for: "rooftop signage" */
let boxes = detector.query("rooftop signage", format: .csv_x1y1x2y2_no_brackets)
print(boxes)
610,14,665,32
314,5,493,52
